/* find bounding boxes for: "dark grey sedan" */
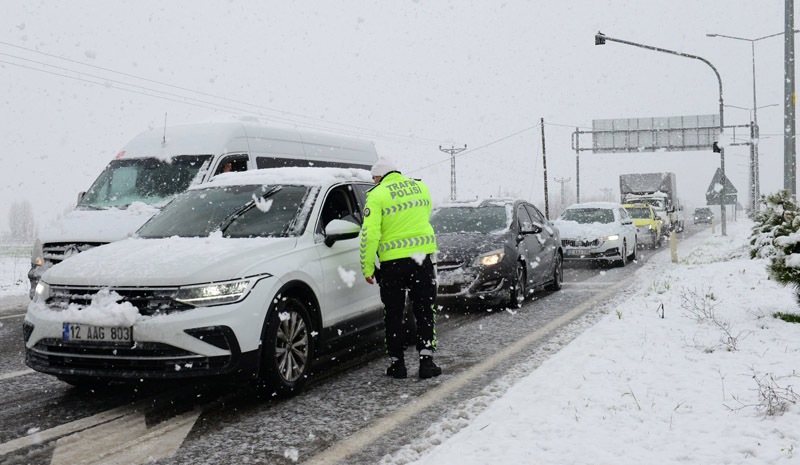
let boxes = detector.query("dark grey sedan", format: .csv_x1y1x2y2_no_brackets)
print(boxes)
431,199,563,309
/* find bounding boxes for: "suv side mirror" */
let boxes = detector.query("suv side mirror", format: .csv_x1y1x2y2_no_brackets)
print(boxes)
324,219,361,247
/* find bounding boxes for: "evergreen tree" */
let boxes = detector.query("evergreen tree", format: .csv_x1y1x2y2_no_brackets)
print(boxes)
751,190,800,302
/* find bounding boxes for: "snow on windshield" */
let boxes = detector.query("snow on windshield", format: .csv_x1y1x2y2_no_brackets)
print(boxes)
79,155,211,209
430,205,510,234
137,185,310,238
558,208,614,224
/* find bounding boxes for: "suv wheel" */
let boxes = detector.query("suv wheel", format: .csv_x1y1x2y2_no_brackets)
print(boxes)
257,296,314,396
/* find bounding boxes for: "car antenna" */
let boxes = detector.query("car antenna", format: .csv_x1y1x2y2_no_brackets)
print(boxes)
162,113,168,146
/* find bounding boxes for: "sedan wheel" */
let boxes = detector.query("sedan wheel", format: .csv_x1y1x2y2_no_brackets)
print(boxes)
546,253,563,291
257,297,314,396
618,240,628,267
509,262,526,308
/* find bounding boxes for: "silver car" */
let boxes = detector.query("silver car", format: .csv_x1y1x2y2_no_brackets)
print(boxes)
553,202,638,266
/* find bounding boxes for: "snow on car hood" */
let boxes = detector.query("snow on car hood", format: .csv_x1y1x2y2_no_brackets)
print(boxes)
436,232,508,264
38,203,160,244
552,220,620,241
41,235,297,287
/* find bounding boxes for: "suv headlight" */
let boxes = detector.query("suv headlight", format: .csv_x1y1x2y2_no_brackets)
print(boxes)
471,249,505,267
33,281,50,302
32,238,43,267
174,279,255,307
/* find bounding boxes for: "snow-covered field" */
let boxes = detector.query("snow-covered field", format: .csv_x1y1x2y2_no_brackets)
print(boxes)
0,245,30,299
384,219,800,465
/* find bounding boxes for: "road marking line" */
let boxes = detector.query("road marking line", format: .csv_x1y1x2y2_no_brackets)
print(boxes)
51,409,201,465
0,403,141,456
0,313,25,320
0,369,35,381
303,273,635,465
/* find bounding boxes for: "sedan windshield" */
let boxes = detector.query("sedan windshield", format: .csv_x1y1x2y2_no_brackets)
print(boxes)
560,208,614,224
137,184,310,238
430,206,509,234
625,207,652,219
79,155,212,209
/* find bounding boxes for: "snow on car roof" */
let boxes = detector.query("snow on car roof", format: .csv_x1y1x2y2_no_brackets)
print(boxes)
565,201,622,209
436,198,518,209
193,166,373,189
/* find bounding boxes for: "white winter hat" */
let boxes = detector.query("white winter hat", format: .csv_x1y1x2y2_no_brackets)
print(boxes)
370,157,400,177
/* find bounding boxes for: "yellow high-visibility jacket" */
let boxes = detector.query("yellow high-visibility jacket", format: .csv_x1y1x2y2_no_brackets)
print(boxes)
359,172,437,277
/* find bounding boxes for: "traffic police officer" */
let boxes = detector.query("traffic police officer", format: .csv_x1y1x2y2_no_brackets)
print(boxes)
360,157,441,379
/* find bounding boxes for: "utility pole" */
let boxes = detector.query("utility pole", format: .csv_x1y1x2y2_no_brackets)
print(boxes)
574,127,581,203
554,177,571,210
439,145,467,201
786,0,797,197
541,118,550,219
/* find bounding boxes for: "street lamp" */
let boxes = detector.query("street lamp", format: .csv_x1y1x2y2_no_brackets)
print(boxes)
595,31,728,235
707,30,799,209
724,102,780,211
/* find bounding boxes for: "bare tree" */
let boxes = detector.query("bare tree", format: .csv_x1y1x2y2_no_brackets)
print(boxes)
8,200,36,243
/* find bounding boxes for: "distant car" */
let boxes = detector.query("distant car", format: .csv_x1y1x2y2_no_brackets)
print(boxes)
623,203,662,248
430,198,563,308
554,202,638,266
694,207,714,224
24,167,391,395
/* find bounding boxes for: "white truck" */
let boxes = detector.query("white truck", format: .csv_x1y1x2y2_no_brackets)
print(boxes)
28,120,379,297
619,172,684,236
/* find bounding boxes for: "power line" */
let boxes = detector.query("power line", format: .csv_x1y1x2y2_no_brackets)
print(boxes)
408,123,541,174
0,43,443,145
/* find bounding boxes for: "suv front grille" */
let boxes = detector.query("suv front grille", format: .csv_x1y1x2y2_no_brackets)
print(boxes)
47,286,194,316
42,242,105,266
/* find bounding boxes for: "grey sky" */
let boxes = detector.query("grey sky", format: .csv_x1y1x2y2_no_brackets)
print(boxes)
1,0,792,234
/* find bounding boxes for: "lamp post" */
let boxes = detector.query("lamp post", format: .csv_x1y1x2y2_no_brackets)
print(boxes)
707,31,798,208
724,102,779,211
595,32,728,235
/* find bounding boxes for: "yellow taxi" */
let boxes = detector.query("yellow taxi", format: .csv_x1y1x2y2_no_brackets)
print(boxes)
623,203,662,248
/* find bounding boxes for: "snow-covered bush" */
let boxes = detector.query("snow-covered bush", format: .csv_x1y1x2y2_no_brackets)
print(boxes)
750,190,800,303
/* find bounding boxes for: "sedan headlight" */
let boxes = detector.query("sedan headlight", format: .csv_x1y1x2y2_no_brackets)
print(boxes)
601,234,620,241
471,249,505,267
33,281,50,302
174,279,253,307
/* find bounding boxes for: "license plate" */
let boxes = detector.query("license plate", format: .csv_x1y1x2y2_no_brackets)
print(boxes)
63,323,133,342
567,248,590,256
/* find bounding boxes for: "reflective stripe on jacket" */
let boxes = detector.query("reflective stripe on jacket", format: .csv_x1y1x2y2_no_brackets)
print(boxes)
359,172,437,277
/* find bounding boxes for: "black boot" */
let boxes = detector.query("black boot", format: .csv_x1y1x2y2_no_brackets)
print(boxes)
386,358,407,379
418,355,442,379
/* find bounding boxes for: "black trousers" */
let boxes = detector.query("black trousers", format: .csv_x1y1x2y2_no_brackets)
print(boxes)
378,254,437,360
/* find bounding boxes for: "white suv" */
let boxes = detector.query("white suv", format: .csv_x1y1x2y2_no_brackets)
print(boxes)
24,167,384,395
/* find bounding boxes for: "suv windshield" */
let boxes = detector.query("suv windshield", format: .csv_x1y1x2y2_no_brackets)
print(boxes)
430,206,509,234
625,207,652,219
79,155,212,209
560,208,614,224
137,184,310,238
